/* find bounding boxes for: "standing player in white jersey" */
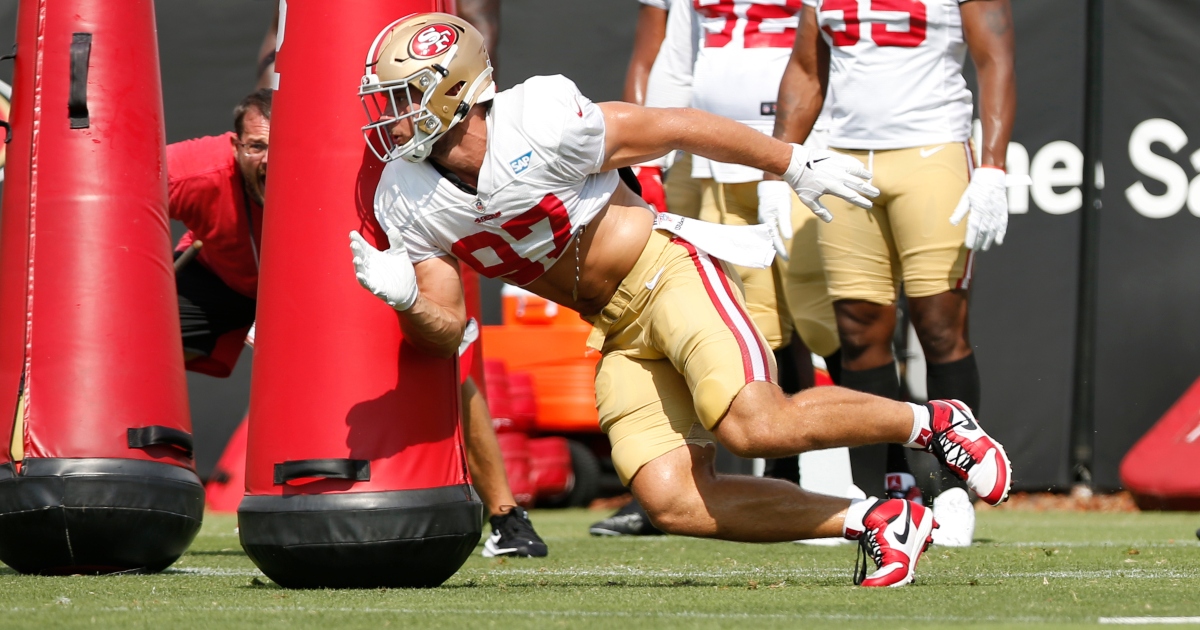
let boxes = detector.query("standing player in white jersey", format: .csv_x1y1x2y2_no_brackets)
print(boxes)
350,13,1013,586
773,0,1016,546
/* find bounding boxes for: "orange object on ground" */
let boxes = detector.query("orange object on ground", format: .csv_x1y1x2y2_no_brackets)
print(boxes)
501,285,591,329
482,326,600,432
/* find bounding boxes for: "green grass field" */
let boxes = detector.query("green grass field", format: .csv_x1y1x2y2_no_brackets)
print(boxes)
1,509,1198,629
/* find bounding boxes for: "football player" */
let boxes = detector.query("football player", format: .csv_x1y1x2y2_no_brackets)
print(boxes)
772,0,1017,546
170,89,546,559
349,13,1013,586
645,0,851,500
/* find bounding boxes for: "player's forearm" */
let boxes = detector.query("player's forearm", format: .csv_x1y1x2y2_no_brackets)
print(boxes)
398,294,466,359
963,0,1016,169
974,55,1015,170
772,63,824,145
602,104,791,175
623,5,668,104
773,6,828,145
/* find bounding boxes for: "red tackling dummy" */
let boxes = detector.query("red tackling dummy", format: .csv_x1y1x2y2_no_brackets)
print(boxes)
0,0,203,574
1120,376,1200,510
237,0,481,589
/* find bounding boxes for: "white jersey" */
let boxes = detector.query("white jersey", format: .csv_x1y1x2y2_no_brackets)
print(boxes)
647,0,823,183
805,0,974,150
374,75,620,286
639,0,669,9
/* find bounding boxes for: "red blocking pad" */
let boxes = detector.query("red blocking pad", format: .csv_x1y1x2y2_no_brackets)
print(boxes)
236,0,480,589
205,415,249,514
529,437,573,501
1120,376,1200,510
0,0,203,575
496,432,535,508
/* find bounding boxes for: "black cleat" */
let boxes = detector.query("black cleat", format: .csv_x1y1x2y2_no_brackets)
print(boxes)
588,500,663,537
482,507,548,558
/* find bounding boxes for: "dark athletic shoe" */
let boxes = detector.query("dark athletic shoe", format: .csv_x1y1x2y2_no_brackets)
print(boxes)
482,507,548,558
588,500,664,536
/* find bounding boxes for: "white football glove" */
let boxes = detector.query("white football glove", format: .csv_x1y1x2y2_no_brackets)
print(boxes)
782,144,879,222
949,167,1008,251
349,228,419,311
757,180,794,260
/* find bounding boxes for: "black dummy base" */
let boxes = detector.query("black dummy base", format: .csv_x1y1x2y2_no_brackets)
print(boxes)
239,484,483,589
0,458,204,574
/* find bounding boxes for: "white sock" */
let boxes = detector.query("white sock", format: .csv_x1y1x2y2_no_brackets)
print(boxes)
903,402,929,449
842,497,874,540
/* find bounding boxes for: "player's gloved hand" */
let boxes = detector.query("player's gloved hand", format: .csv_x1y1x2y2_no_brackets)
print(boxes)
633,165,667,213
349,228,419,311
757,180,794,260
949,166,1008,251
782,144,879,222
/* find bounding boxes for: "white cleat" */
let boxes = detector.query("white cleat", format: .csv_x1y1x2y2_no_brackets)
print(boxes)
931,487,975,547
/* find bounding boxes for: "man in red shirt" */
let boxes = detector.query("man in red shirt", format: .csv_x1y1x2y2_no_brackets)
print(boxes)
171,89,547,558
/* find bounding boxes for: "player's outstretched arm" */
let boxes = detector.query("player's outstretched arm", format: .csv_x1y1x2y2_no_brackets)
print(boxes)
599,102,879,221
349,230,467,358
772,5,828,145
599,102,790,174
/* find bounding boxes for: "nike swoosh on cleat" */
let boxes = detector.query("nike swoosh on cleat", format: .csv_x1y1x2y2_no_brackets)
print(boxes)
894,502,911,545
955,410,979,431
919,146,945,158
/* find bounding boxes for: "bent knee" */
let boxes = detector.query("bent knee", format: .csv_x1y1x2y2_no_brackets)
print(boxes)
639,497,698,536
630,446,716,537
717,383,807,457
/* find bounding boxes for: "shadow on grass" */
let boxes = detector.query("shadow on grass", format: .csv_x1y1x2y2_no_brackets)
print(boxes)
186,550,250,557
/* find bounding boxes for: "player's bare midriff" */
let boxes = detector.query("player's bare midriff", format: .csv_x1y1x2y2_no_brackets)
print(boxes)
523,181,653,317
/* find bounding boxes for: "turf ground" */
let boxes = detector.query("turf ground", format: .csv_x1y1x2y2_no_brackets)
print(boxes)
1,509,1198,629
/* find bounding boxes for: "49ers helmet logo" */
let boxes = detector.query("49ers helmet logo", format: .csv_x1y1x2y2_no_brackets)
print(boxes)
409,24,457,59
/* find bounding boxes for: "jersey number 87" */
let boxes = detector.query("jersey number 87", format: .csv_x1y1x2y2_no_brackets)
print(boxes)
450,194,573,286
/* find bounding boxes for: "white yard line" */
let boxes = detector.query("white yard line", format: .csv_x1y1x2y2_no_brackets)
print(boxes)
2,604,1065,623
478,566,1199,580
163,567,264,577
1100,618,1200,625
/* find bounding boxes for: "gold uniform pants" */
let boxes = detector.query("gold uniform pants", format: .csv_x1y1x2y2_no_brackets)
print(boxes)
818,142,976,304
587,231,777,485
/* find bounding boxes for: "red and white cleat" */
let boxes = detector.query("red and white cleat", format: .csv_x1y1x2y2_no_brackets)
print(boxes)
913,400,1012,506
852,499,936,587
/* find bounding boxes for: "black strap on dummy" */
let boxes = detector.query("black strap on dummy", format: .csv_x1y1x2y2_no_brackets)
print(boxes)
127,426,195,457
274,459,371,485
69,33,92,129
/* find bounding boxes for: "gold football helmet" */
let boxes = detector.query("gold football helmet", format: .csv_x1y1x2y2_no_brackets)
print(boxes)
359,13,495,163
